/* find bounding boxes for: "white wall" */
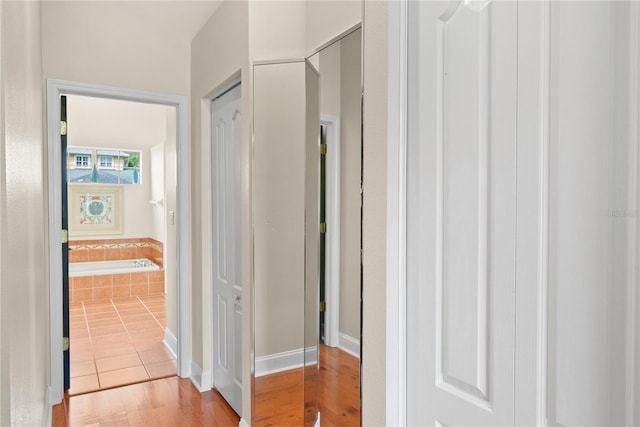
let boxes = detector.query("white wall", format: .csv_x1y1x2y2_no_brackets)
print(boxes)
362,1,388,425
41,1,218,95
66,95,172,241
306,1,362,53
248,1,307,61
0,1,49,425
190,0,251,419
248,0,361,62
150,144,165,243
319,41,341,116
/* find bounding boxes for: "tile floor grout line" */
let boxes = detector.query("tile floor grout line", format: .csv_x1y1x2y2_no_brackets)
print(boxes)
137,295,164,330
81,302,93,346
83,302,102,389
110,297,132,335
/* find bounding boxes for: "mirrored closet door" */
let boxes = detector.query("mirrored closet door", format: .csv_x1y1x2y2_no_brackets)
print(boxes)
252,26,363,427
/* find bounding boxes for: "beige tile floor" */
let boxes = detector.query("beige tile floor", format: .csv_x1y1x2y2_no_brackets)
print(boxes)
68,295,176,395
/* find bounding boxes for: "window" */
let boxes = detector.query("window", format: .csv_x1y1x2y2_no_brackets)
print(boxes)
67,146,141,184
99,156,114,169
75,155,90,168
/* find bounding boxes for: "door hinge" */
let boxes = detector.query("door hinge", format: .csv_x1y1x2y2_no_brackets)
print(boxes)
61,229,68,244
320,222,326,234
60,120,67,136
320,143,327,155
319,301,326,313
63,337,69,351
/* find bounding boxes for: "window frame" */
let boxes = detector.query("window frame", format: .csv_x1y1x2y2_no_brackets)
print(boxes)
74,154,91,169
98,155,115,169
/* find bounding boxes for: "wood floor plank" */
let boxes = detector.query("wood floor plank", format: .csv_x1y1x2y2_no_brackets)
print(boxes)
53,345,360,426
52,377,240,427
254,345,360,427
317,345,360,427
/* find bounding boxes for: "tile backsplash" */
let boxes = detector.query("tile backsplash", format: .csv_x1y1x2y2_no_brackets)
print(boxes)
69,237,163,267
68,237,164,303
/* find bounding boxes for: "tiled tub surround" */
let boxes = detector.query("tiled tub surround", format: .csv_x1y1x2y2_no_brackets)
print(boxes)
69,238,165,303
70,269,165,303
69,238,163,267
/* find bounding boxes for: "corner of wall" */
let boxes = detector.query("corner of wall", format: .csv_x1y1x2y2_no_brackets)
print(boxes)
189,360,212,392
362,0,389,425
0,2,4,423
2,0,49,424
43,389,53,427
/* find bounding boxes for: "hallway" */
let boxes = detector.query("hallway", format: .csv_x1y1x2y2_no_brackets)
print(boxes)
54,345,360,426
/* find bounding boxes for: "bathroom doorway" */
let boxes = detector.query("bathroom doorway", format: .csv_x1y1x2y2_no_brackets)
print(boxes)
47,80,191,403
63,94,177,394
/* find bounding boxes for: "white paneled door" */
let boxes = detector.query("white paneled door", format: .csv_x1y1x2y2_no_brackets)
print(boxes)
405,1,640,425
211,83,242,415
406,1,517,425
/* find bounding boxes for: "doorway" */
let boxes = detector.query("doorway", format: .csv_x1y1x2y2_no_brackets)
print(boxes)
47,80,191,405
62,94,178,394
319,123,327,344
210,82,243,415
319,115,341,349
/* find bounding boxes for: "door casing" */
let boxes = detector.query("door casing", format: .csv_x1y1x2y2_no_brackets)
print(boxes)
46,79,191,405
320,115,341,348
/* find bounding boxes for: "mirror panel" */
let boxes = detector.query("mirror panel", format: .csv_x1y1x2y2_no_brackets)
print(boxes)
304,61,321,427
253,60,319,426
252,27,362,427
319,29,362,353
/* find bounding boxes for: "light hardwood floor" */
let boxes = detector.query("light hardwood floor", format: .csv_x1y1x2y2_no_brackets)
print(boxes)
52,376,240,426
53,345,360,426
255,344,360,427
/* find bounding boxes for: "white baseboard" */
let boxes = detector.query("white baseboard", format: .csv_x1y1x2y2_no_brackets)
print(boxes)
255,348,303,377
239,418,250,427
201,369,213,390
43,389,52,427
189,360,212,392
338,333,360,359
306,345,318,365
47,385,60,407
255,346,318,377
163,327,177,359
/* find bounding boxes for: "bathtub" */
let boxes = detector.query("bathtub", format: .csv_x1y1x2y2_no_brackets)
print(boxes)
69,258,160,277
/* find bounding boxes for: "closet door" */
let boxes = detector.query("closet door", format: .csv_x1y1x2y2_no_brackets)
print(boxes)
516,2,640,425
406,1,517,425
